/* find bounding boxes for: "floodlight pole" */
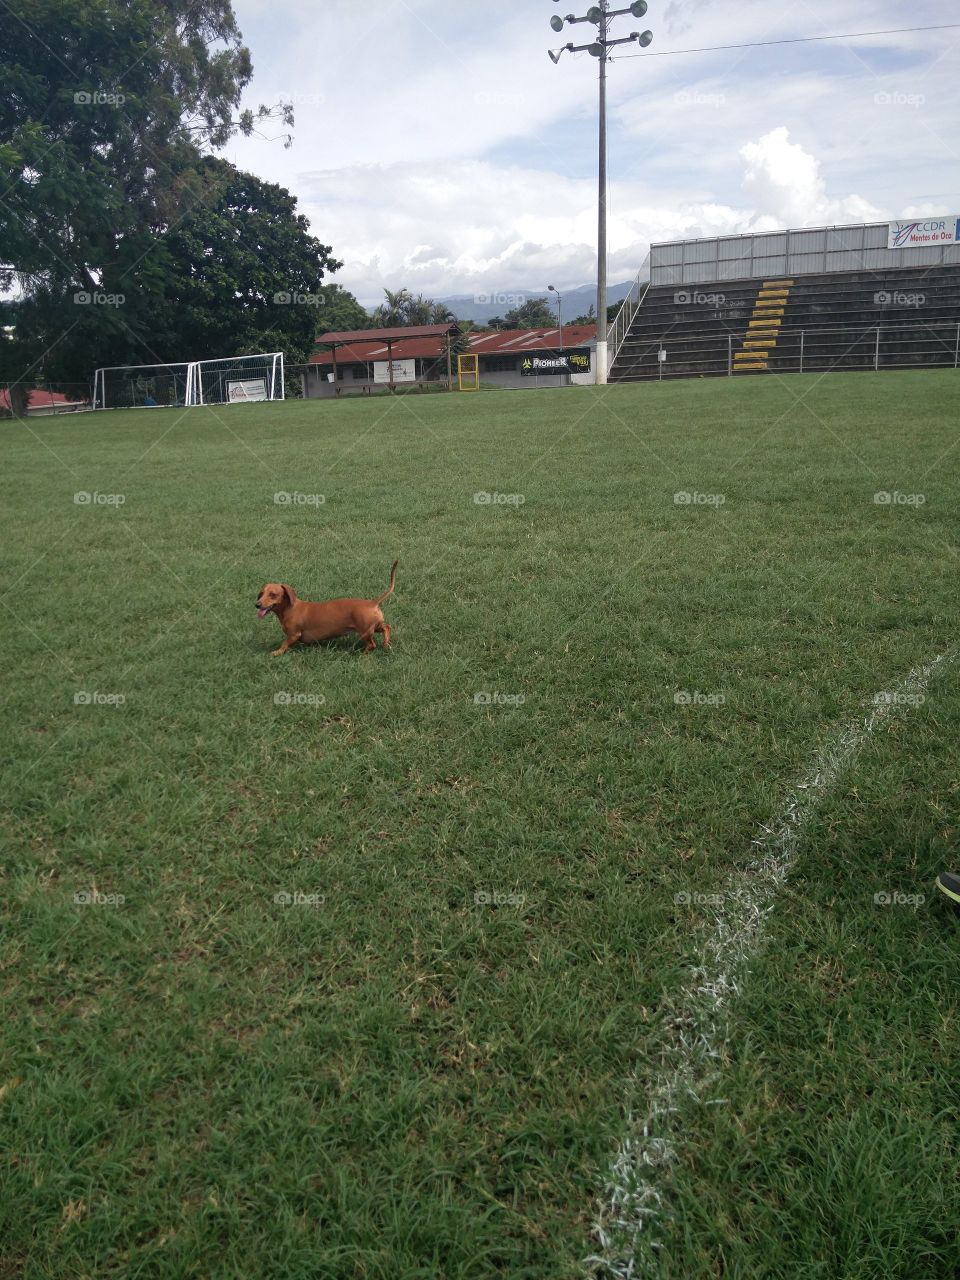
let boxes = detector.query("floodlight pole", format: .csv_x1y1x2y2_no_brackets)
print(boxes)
596,2,609,383
548,3,652,385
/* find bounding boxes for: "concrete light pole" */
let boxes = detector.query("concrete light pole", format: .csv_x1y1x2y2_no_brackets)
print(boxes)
548,2,653,385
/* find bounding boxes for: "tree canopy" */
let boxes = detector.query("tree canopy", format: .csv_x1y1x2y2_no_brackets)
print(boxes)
0,0,332,402
370,288,457,327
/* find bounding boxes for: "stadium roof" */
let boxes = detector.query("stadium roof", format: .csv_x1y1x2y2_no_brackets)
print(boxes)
309,324,597,365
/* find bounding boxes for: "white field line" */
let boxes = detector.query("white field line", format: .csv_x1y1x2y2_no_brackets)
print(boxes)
586,650,955,1280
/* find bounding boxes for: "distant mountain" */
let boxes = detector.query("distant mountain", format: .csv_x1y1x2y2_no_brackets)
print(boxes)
434,281,635,325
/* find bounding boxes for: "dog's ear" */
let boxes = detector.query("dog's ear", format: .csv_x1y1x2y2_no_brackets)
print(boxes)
280,584,297,604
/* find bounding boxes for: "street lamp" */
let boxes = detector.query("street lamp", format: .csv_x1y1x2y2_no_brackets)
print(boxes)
547,284,565,385
548,1,653,384
547,284,564,352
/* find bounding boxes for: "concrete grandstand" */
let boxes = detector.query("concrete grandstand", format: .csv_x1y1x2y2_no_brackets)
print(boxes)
609,218,960,381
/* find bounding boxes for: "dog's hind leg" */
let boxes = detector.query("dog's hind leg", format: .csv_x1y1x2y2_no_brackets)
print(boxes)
360,624,378,653
376,621,391,648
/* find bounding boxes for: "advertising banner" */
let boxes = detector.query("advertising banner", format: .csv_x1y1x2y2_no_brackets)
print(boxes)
520,348,592,376
887,217,960,249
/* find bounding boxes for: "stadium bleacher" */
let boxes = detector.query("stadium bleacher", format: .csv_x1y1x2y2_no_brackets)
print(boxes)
610,222,960,381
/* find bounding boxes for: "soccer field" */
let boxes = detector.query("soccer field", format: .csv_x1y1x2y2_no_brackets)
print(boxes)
3,372,959,1278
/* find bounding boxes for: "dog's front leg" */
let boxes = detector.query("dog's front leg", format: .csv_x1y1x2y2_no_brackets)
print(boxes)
271,631,301,656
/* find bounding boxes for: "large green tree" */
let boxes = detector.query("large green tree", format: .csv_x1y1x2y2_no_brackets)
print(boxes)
149,157,341,366
317,284,371,334
0,0,293,402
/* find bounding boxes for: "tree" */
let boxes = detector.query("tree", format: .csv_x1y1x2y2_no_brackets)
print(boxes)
371,288,457,327
317,285,370,334
150,157,341,366
572,304,596,324
0,0,292,393
502,297,556,329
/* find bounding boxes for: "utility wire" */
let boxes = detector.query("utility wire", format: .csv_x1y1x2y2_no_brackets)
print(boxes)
611,23,960,60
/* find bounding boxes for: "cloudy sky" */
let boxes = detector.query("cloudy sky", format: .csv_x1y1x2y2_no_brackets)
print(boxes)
226,0,958,304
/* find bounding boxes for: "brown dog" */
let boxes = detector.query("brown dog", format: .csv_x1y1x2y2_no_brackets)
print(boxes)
256,560,398,656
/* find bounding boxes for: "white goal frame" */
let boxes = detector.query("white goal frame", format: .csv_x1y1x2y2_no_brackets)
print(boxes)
92,352,285,410
189,352,284,406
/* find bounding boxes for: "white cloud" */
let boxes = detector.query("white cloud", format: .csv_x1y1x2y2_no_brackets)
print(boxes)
740,127,882,228
224,0,960,300
300,130,885,302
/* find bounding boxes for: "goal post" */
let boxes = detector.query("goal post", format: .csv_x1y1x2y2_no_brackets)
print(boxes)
190,352,284,406
92,352,285,410
92,362,191,410
457,353,480,391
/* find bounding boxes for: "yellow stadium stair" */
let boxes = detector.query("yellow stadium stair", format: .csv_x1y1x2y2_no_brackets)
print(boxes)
733,280,793,373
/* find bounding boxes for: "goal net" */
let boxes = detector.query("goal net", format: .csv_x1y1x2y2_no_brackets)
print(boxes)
92,352,284,409
93,362,191,410
191,352,284,406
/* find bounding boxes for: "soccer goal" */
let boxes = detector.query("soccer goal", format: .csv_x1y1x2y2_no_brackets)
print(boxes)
92,352,284,409
190,352,284,406
92,362,192,410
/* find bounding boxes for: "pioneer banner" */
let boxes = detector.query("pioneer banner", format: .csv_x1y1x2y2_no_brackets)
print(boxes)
520,348,592,376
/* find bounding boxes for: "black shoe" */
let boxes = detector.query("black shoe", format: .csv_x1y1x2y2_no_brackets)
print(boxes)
936,872,960,906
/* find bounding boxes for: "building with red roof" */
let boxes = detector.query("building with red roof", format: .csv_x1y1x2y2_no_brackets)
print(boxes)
0,387,89,417
305,323,597,396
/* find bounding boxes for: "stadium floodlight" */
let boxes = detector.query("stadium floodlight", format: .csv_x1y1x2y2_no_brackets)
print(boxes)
546,0,654,384
550,14,565,30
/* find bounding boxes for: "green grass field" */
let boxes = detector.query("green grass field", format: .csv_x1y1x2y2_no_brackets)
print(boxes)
3,372,960,1278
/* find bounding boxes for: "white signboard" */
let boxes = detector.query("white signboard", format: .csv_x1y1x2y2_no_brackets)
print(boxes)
227,378,268,402
887,217,960,249
373,358,416,384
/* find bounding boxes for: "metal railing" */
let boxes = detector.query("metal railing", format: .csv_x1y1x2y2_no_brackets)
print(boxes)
606,252,651,372
612,321,960,381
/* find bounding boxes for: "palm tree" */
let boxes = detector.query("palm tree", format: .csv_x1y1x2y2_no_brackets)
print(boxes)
370,288,458,327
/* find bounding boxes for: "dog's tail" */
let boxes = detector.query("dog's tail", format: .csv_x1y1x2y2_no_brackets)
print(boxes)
375,559,399,606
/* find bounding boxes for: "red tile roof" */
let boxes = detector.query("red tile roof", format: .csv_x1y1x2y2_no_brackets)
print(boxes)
0,388,88,411
315,323,460,345
309,324,597,366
